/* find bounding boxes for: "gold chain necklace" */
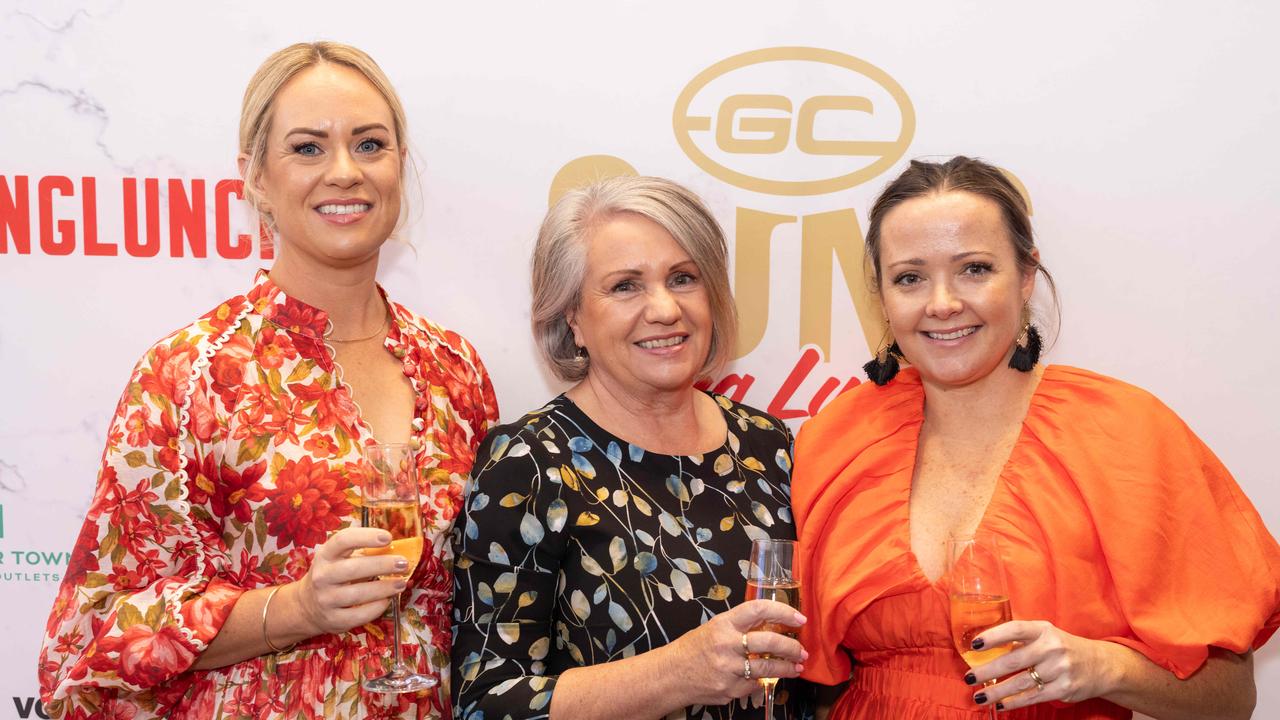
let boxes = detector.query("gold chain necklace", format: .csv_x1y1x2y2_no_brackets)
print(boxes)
326,313,390,343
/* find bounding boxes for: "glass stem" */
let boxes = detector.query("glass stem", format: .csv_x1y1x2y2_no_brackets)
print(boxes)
391,593,405,672
762,682,775,720
986,680,998,720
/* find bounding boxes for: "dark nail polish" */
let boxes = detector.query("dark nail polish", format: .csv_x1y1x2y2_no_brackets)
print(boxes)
974,692,988,705
963,672,976,686
971,637,985,650
996,702,1005,711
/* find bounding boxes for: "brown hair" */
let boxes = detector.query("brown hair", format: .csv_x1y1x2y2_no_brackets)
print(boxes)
866,156,1060,327
238,42,408,227
531,176,737,382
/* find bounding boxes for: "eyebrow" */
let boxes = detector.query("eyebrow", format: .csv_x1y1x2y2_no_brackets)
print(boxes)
886,250,994,270
283,123,391,139
599,260,697,280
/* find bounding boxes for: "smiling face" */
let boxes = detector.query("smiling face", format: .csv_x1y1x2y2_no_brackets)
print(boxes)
878,191,1036,390
567,213,713,399
247,63,403,270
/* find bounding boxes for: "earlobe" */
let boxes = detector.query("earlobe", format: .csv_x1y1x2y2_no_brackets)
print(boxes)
1022,273,1037,303
238,153,271,212
566,310,585,348
1022,248,1041,301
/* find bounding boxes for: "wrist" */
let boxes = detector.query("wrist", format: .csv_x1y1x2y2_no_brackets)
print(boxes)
1093,639,1134,699
650,641,695,708
277,581,320,641
261,585,298,653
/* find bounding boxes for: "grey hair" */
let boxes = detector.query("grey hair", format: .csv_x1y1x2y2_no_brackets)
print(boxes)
531,175,737,382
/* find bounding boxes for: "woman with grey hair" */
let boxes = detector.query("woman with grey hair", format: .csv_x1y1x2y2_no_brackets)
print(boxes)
452,176,812,719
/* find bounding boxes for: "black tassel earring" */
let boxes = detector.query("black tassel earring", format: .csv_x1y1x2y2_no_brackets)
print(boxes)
864,341,903,385
1008,323,1042,372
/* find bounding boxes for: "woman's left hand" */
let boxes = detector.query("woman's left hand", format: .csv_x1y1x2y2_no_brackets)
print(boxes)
965,620,1121,711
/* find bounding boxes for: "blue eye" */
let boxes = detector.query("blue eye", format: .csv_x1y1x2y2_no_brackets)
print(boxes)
356,138,384,153
893,273,921,287
611,279,637,293
292,142,321,156
670,272,697,287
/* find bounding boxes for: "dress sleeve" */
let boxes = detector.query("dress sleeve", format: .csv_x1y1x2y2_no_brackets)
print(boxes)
466,340,501,444
452,424,568,719
1048,376,1280,678
38,340,248,712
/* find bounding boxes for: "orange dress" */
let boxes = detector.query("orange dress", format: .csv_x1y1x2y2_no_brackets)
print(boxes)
792,365,1280,719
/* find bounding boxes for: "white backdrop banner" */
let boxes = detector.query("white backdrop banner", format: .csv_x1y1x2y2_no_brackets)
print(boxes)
2,1,1277,718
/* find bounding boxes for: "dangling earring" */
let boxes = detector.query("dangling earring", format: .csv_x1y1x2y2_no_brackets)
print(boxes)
863,336,904,386
1008,308,1042,372
572,345,589,366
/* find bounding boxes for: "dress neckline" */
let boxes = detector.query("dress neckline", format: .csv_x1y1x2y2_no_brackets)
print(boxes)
247,270,426,451
551,392,738,460
897,366,1053,590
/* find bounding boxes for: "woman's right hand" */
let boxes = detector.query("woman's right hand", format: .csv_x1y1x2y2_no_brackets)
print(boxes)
292,527,409,636
665,599,808,708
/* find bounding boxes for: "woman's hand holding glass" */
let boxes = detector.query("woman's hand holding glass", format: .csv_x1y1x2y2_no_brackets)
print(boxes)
664,600,808,708
953,531,1119,711
967,619,1121,711
291,527,408,636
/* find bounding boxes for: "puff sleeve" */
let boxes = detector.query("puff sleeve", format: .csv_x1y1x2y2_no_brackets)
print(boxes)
39,338,249,714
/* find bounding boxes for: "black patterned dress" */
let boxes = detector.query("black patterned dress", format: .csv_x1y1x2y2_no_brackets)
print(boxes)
452,394,812,719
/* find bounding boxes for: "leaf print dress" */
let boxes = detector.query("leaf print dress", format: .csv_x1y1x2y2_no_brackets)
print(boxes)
451,395,812,720
39,271,499,720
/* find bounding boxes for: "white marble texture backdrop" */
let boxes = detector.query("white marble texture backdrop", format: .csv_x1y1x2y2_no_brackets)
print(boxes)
1,2,1277,718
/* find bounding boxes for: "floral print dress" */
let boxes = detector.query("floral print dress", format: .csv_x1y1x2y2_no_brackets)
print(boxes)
452,395,811,720
39,271,498,720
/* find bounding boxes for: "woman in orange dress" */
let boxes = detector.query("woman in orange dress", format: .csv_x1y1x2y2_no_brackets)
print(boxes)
792,156,1280,719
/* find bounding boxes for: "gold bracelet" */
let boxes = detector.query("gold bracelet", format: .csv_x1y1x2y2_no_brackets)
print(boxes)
261,585,297,654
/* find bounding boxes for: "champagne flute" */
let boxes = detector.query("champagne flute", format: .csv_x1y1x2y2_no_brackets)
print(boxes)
947,532,1012,720
360,442,434,693
743,538,801,720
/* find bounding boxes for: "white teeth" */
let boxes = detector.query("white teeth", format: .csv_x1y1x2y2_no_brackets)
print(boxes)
638,336,686,349
317,203,371,215
927,327,977,340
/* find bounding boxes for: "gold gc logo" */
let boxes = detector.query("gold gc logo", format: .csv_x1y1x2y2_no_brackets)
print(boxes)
673,47,915,196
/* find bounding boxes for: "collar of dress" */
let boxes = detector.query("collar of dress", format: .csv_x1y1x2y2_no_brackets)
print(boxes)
247,269,401,341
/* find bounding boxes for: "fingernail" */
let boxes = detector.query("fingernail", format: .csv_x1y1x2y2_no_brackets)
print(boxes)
377,532,392,543
996,702,1005,711
394,559,408,570
800,650,810,661
794,612,807,624
963,672,976,686
394,579,407,590
971,637,985,650
795,663,804,673
974,692,988,705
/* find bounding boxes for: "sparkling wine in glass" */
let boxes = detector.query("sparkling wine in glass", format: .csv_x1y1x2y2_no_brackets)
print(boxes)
947,532,1011,720
743,538,800,720
361,442,435,694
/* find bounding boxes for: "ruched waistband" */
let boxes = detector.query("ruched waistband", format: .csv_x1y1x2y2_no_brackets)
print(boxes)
834,647,1131,720
853,647,975,709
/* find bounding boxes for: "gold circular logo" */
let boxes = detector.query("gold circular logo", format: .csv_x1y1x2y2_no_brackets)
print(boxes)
673,47,915,196
547,155,638,207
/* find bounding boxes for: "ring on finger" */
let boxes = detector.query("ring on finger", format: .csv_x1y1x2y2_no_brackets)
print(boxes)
1028,666,1046,692
743,658,753,680
741,633,750,656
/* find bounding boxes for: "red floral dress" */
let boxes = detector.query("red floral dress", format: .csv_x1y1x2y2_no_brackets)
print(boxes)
38,271,499,719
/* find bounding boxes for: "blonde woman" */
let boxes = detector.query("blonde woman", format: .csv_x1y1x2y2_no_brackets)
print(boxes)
39,42,497,719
